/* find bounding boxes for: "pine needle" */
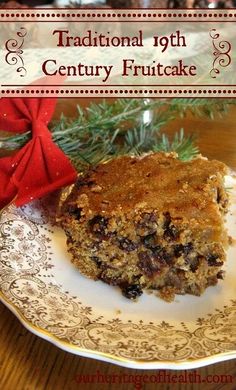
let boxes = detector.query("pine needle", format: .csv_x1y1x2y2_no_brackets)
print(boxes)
153,128,199,161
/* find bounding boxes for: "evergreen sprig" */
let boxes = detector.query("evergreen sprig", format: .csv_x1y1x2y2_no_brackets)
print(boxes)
0,98,235,172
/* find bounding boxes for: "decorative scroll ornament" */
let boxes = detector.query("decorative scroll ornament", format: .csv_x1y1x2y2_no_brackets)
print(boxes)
5,27,27,77
210,29,231,79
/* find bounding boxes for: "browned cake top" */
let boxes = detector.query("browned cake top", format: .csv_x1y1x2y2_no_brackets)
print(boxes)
70,152,228,223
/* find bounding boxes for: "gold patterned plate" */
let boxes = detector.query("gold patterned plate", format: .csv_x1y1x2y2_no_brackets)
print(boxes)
0,176,236,370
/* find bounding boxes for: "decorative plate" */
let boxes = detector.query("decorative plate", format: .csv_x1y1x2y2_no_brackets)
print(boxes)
0,176,236,370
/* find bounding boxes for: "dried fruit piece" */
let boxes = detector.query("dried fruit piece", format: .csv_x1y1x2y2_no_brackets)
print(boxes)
122,284,143,300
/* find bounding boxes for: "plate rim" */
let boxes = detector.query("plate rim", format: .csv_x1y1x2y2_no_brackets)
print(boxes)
1,290,236,370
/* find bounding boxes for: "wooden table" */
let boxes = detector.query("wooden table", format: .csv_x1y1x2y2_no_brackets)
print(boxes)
0,99,236,390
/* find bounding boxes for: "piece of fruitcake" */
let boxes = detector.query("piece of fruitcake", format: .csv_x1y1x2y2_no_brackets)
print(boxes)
58,152,229,301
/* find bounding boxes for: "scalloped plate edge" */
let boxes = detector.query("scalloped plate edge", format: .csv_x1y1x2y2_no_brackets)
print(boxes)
1,290,236,370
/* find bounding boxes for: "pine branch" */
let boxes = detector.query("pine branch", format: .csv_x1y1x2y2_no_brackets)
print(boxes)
0,98,235,172
167,98,234,119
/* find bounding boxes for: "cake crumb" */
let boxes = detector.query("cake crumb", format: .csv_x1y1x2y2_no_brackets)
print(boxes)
228,236,236,246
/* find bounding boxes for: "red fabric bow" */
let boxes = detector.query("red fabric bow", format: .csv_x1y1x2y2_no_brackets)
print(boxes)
0,97,77,209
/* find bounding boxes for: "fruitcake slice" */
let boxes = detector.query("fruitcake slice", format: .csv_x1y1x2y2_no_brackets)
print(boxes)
58,152,229,301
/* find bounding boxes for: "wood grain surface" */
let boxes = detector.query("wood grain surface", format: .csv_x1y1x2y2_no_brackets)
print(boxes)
0,99,236,390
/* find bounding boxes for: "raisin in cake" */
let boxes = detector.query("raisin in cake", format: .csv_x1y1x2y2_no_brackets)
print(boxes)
58,152,229,301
